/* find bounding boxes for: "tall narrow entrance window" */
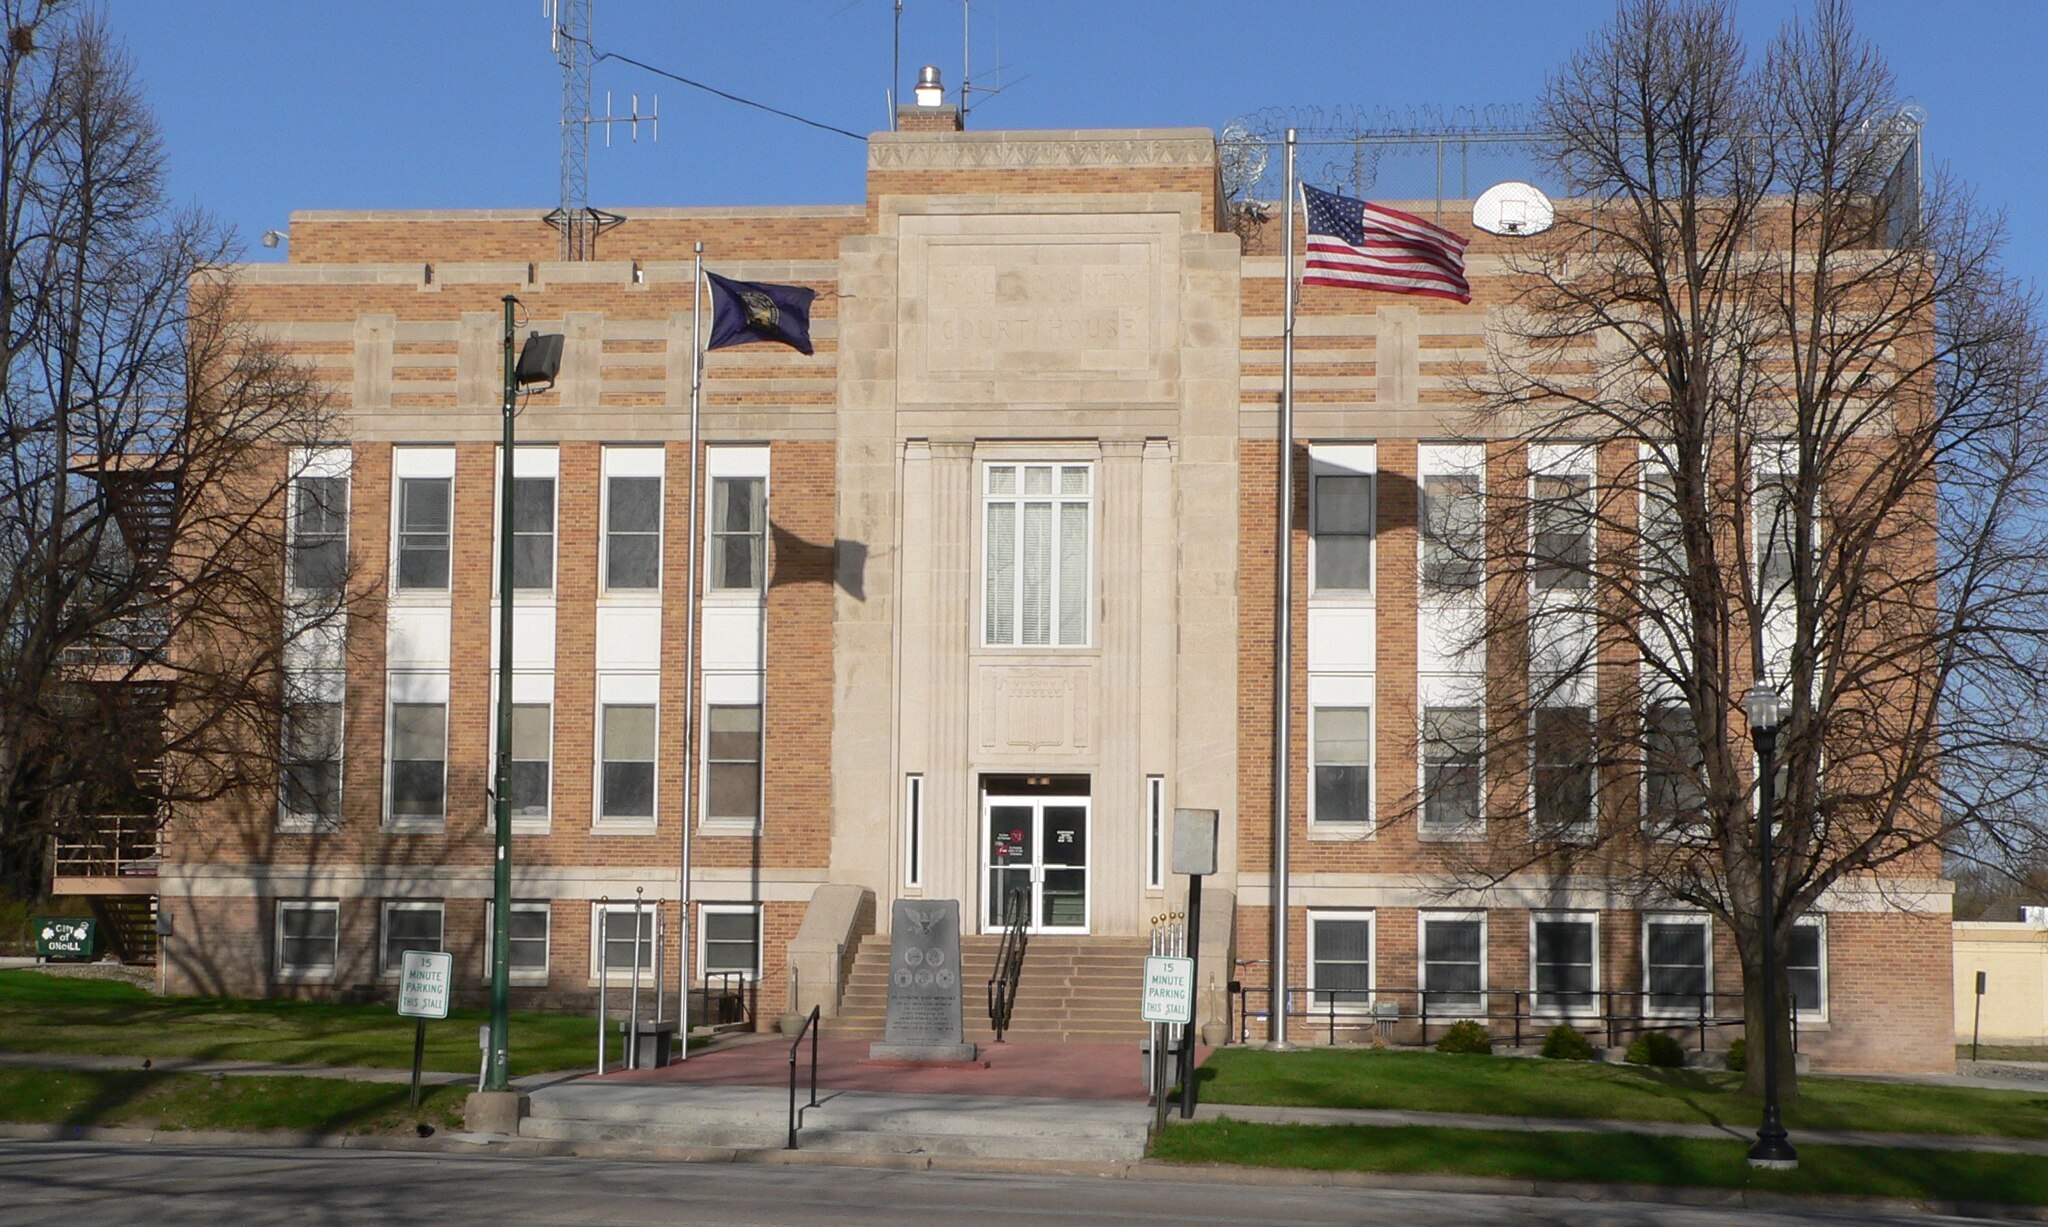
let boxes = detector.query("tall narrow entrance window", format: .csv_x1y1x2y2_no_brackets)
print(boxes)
1146,775,1165,890
983,463,1091,647
904,774,924,887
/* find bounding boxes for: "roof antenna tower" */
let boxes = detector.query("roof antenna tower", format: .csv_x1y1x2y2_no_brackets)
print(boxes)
958,0,1022,121
543,0,656,260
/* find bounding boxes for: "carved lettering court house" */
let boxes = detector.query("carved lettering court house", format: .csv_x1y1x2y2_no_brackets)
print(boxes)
143,93,1954,1073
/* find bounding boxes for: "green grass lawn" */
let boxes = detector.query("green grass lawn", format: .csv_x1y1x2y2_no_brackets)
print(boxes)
0,1068,467,1135
1156,1120,2048,1207
1196,1048,2048,1139
0,970,599,1076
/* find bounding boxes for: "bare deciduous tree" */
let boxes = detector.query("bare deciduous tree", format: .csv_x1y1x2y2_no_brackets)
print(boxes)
1413,0,2048,1097
0,1,355,900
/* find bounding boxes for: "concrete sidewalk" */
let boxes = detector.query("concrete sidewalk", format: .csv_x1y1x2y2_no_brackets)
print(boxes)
1194,1101,2048,1155
524,1080,1154,1161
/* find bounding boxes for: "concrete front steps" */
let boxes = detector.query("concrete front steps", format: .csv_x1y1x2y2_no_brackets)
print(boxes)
520,1083,1151,1162
832,934,1154,1044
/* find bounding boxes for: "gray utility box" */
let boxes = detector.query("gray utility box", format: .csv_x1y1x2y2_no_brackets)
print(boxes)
620,1018,679,1068
1172,809,1219,877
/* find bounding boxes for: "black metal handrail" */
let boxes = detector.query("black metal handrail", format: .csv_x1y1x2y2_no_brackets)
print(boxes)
1230,980,1797,1056
986,885,1029,1043
786,1004,821,1150
697,970,754,1031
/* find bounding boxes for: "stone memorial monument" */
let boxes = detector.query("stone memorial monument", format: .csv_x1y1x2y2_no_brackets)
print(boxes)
872,898,978,1061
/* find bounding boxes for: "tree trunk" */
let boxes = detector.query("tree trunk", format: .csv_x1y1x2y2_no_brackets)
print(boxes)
1739,934,1799,1104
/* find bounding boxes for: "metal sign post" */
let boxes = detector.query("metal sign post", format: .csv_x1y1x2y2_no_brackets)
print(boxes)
1973,970,1988,1063
1171,809,1219,1119
397,950,454,1108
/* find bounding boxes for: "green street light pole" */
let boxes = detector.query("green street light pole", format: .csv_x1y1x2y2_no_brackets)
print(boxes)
487,295,518,1091
486,297,563,1093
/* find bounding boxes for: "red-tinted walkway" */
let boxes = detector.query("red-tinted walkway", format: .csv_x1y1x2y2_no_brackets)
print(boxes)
606,1035,1207,1102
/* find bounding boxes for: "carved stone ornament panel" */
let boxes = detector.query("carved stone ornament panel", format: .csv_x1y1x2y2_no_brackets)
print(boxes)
976,664,1094,756
868,136,1215,172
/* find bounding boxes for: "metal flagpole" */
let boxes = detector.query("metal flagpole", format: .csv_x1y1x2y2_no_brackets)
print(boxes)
1270,129,1298,1048
677,243,705,1059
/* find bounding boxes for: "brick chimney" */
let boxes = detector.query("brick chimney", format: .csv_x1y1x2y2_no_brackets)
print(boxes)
895,64,963,132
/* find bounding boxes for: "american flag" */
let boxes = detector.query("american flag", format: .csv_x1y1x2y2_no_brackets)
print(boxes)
1301,184,1472,303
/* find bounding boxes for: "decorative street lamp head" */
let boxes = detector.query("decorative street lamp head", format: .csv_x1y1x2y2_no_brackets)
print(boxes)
1745,682,1784,733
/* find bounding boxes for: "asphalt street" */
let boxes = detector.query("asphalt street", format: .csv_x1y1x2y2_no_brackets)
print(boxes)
0,1141,2014,1226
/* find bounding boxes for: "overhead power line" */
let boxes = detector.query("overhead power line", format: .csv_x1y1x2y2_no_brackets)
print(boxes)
595,51,866,142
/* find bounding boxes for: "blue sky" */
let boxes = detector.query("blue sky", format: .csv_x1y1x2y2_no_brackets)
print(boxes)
105,1,2046,290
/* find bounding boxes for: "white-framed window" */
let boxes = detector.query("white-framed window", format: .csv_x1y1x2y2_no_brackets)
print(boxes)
599,703,657,820
1788,916,1827,1021
1312,705,1373,827
287,453,349,599
1531,472,1593,591
380,901,444,976
1420,912,1486,1016
591,902,657,979
1146,775,1165,890
1421,705,1483,833
1644,913,1712,1015
602,448,664,594
509,702,553,820
1533,704,1595,838
1310,446,1374,593
394,476,453,593
905,774,925,888
1421,474,1484,593
1531,912,1599,1016
700,904,762,981
1753,444,1801,614
279,669,344,832
710,475,767,592
484,901,551,982
1643,702,1708,838
510,475,557,592
704,703,763,826
982,462,1092,648
386,683,448,824
1308,910,1374,1011
276,899,339,978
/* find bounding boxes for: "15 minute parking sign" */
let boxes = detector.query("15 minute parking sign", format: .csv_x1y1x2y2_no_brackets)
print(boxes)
1142,954,1194,1025
397,950,453,1020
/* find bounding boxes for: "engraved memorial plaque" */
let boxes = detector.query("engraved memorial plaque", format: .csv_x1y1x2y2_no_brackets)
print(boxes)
880,899,970,1053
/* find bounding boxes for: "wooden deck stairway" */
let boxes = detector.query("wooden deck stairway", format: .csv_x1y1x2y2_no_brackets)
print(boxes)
833,934,1152,1044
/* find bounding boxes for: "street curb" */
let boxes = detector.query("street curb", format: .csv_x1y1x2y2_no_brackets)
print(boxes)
4,1122,2046,1221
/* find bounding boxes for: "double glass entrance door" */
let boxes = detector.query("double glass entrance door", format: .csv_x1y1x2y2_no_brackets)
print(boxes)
984,795,1089,933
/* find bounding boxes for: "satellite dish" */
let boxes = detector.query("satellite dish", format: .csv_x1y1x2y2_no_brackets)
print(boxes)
1473,181,1555,237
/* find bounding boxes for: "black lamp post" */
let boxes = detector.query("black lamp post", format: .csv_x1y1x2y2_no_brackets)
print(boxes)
483,298,563,1093
1744,681,1798,1170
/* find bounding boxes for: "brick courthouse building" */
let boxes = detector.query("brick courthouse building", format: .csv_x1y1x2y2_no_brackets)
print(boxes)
156,98,1955,1073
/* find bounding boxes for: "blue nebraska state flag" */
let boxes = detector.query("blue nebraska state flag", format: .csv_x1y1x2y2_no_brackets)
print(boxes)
705,271,815,355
